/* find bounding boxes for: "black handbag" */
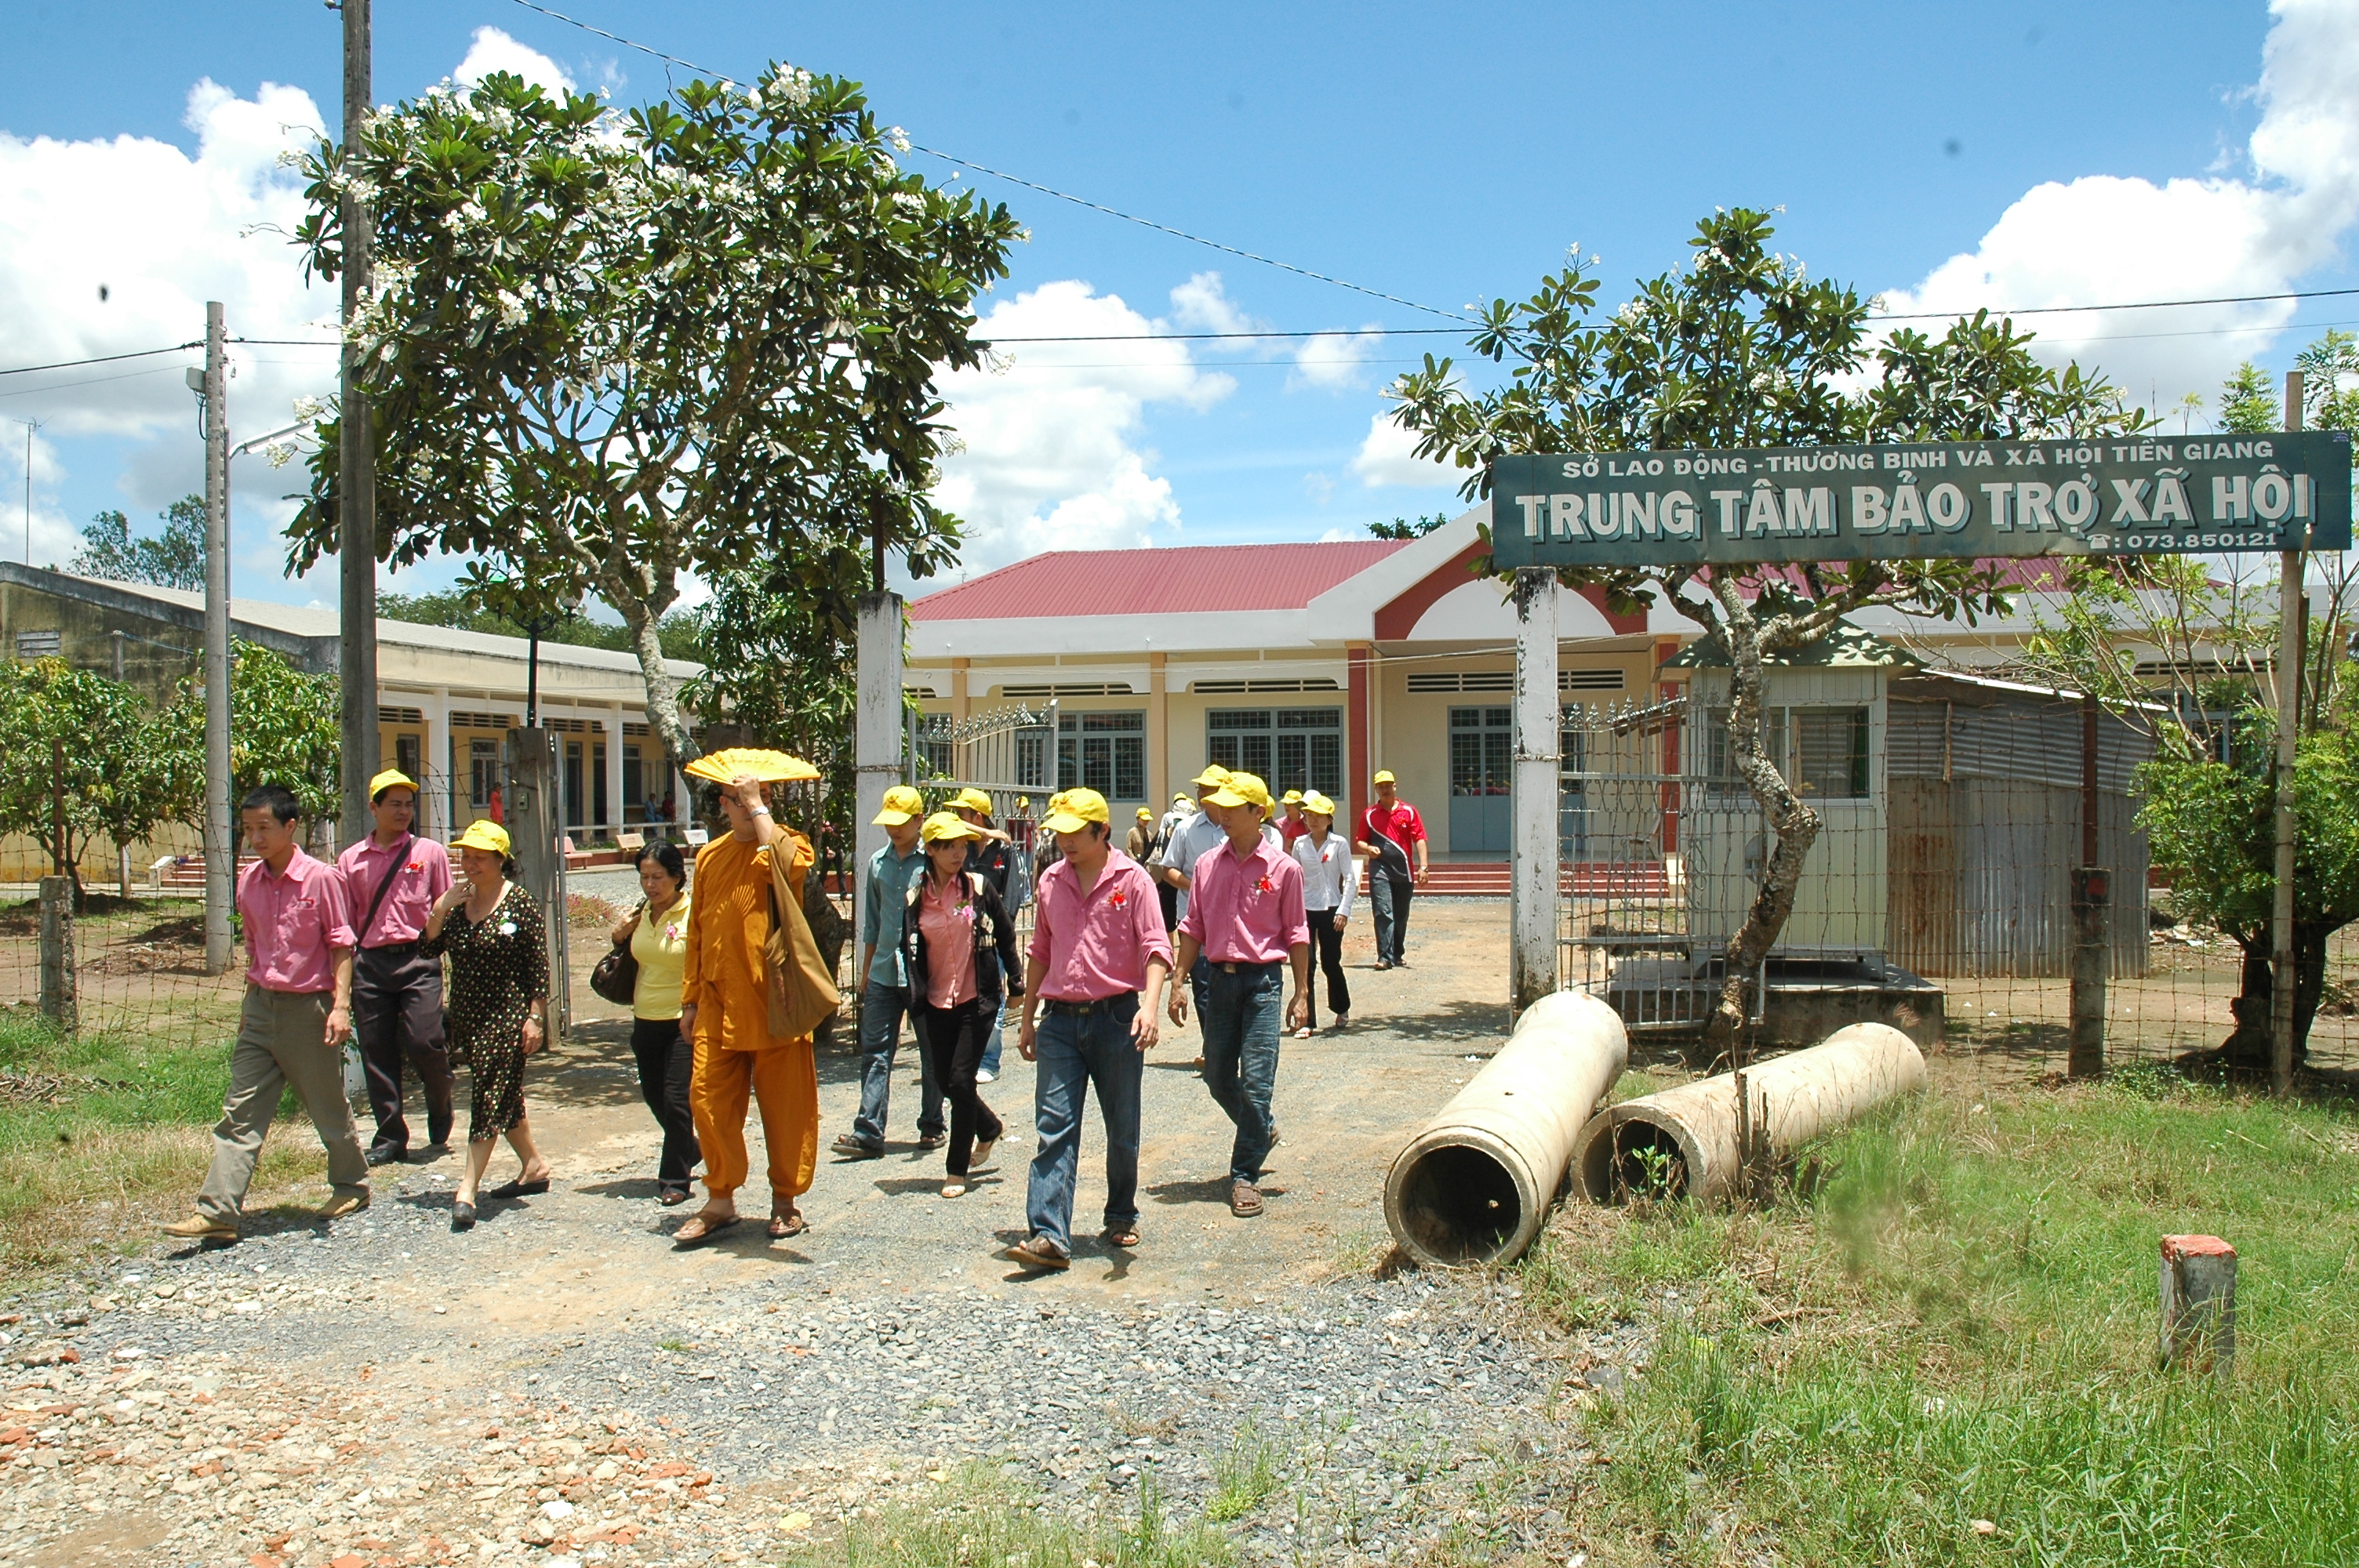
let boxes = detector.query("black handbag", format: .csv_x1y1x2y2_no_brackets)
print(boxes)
590,902,644,1006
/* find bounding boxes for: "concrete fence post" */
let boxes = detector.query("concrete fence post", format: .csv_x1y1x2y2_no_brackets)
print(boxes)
38,875,77,1030
2158,1233,2236,1376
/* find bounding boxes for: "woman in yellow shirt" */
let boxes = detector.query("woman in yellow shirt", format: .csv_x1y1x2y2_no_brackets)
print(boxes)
612,840,698,1204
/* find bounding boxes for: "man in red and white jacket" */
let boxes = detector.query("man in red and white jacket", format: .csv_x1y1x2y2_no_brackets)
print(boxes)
1353,769,1428,970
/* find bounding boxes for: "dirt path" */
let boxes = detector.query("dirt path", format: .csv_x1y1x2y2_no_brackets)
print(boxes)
5,901,1594,1567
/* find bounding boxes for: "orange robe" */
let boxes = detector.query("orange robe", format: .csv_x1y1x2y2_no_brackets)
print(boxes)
680,829,820,1202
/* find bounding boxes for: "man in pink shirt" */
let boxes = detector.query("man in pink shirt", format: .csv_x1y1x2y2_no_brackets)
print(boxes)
1005,788,1172,1271
336,768,456,1165
1169,771,1309,1219
164,784,370,1244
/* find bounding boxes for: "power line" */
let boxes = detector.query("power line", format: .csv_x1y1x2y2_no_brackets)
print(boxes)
1868,285,2359,321
501,0,1477,324
0,342,200,378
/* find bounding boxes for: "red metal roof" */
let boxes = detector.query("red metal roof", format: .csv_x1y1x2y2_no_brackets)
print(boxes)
909,541,1411,621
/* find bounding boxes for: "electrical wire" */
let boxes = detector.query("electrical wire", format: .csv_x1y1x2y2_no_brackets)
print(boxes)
500,0,1478,325
0,342,200,378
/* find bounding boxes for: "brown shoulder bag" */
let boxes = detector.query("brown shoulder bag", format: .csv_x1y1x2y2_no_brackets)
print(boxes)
763,837,841,1042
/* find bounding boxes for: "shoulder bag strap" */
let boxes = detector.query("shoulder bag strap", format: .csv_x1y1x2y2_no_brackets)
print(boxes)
358,833,413,946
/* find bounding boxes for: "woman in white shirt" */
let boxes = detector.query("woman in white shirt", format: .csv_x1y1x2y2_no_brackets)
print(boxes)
1290,790,1356,1036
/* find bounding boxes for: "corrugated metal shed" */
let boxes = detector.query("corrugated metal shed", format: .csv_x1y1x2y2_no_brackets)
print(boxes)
907,541,1408,622
1885,671,2153,978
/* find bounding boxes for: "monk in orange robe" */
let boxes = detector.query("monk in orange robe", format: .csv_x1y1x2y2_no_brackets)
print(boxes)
674,774,821,1243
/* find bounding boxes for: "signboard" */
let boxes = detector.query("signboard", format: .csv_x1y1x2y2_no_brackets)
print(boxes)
1488,432,2350,570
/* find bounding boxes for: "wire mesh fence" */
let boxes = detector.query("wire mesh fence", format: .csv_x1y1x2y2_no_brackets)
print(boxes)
1557,689,2359,1082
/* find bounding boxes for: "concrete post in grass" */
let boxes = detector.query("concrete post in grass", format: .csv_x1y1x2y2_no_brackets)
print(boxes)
37,875,76,1030
2158,1233,2236,1376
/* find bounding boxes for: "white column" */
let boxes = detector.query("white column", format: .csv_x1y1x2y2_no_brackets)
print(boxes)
606,701,627,836
854,591,906,954
424,689,452,838
1510,570,1561,1015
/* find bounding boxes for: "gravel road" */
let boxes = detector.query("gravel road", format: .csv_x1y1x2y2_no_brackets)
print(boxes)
3,900,1626,1566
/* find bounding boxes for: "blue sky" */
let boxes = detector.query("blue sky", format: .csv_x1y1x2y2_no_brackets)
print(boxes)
3,1,2353,608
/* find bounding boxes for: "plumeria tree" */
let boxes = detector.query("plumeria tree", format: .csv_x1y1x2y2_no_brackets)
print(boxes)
287,64,1021,762
1394,209,2150,1057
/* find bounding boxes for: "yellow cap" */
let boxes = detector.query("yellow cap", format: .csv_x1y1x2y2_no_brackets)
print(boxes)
1203,771,1273,815
1136,807,1154,819
951,787,995,815
1191,764,1231,789
452,819,511,857
1173,792,1192,804
369,768,419,802
1281,789,1303,804
1301,789,1336,816
1373,768,1396,785
1041,788,1110,833
921,810,982,845
872,784,925,826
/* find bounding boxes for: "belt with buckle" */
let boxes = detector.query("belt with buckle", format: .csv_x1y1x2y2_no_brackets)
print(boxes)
1215,960,1283,975
1042,996,1129,1018
362,939,421,956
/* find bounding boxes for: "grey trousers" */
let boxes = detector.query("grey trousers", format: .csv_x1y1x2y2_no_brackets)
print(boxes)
196,985,370,1226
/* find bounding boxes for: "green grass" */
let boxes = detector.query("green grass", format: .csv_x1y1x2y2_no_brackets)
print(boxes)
1203,1424,1281,1523
0,1012,307,1285
1522,1073,2359,1565
834,1463,1232,1568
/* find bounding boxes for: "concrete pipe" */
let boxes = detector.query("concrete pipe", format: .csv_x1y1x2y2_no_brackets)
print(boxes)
1571,1022,1926,1206
1383,990,1629,1268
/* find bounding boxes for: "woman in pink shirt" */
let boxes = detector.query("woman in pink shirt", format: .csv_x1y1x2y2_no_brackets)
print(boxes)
898,811,1022,1198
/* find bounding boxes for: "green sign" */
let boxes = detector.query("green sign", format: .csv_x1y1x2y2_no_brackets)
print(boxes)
1488,432,2351,570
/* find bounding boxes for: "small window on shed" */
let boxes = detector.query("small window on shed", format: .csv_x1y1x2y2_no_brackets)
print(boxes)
15,629,61,659
1794,707,1870,799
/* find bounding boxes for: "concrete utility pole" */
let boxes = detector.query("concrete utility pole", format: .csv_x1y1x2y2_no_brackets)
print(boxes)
16,418,37,564
202,301,234,975
2270,371,2306,1094
1509,568,1561,1015
338,0,379,851
852,590,906,950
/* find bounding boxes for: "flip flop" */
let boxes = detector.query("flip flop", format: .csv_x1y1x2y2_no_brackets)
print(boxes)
1101,1225,1140,1248
768,1209,808,1239
1004,1236,1070,1272
940,1181,969,1200
832,1134,885,1160
672,1213,740,1247
485,1178,551,1200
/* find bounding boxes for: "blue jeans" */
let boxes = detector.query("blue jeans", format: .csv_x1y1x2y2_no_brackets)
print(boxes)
1025,995,1144,1254
853,980,943,1145
1198,961,1284,1185
978,1004,1005,1076
1369,873,1412,964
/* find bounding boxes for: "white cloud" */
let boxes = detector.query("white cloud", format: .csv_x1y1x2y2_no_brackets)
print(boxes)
932,280,1234,569
1877,0,2359,413
1350,411,1459,490
1292,328,1387,391
1168,270,1256,335
0,78,340,575
453,27,578,95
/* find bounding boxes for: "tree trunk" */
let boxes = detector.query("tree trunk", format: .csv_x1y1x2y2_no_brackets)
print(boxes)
2220,922,2335,1073
1699,602,1821,1066
617,597,699,767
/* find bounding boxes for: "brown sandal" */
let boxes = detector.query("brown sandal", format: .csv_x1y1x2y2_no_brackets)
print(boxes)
1004,1236,1070,1272
1101,1225,1140,1248
768,1207,807,1239
672,1212,739,1247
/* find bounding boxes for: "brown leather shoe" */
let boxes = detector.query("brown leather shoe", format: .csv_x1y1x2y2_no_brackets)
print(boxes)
160,1214,238,1243
318,1190,370,1221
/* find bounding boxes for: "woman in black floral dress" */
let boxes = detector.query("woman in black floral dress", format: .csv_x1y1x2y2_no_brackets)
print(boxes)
421,820,552,1231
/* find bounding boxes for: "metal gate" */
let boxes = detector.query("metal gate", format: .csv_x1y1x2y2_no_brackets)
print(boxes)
906,702,1058,938
1556,699,1708,1029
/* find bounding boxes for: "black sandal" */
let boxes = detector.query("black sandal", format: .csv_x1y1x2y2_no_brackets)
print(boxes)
485,1177,551,1200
